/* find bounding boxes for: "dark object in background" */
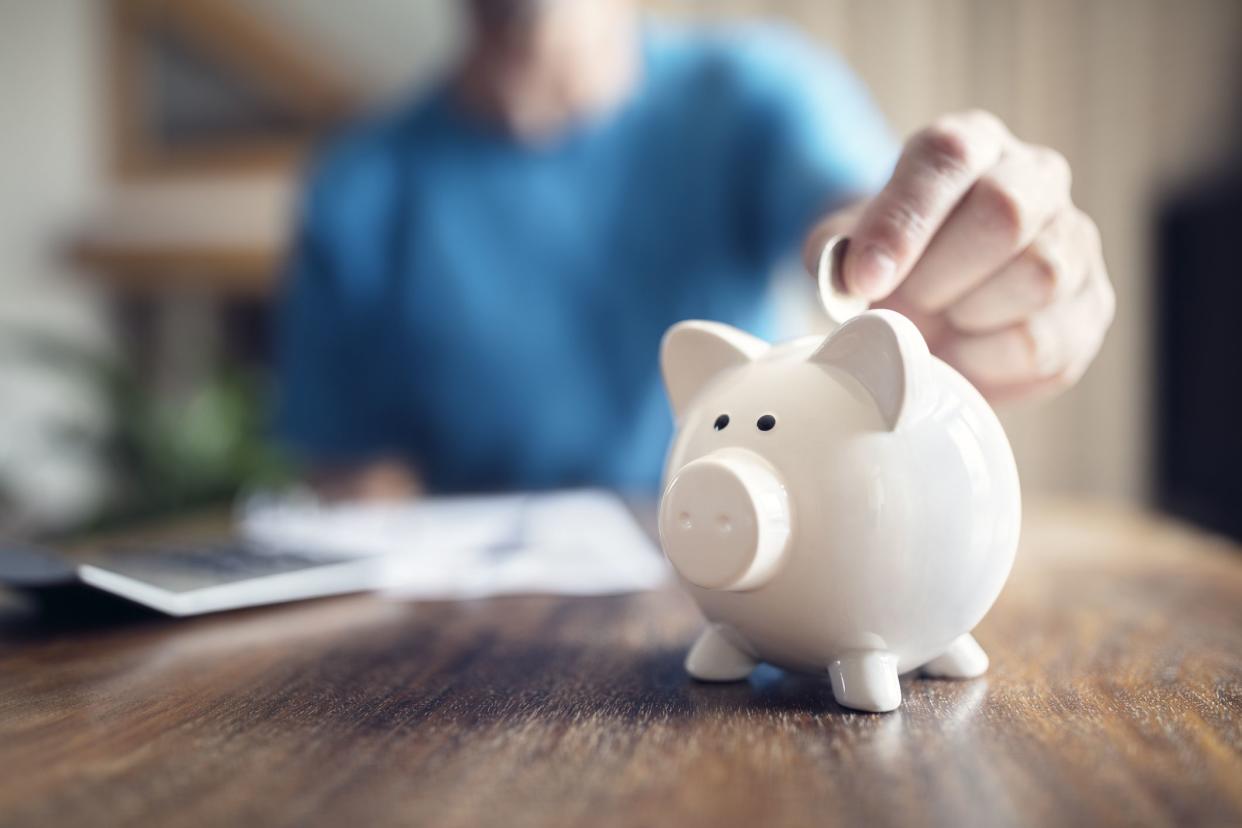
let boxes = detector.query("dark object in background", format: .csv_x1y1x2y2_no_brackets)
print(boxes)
0,543,78,589
0,542,154,624
1155,171,1242,543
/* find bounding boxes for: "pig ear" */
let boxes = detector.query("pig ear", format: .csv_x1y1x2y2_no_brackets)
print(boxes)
809,310,932,431
661,321,768,420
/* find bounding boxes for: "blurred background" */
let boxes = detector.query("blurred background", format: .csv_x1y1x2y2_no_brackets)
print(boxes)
1,0,1238,538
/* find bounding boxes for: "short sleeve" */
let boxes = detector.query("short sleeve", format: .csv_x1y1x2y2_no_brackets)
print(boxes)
737,28,899,267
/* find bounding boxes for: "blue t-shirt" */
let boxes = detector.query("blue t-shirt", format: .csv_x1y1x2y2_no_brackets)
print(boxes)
277,24,895,493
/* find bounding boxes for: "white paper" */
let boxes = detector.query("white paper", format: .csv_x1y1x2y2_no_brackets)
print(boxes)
237,489,669,599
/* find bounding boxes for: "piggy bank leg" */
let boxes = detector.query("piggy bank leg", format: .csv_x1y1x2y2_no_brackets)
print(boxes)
685,623,756,682
828,651,901,713
921,633,989,679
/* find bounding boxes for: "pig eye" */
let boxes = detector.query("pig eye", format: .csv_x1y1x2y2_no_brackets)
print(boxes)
756,414,776,432
713,414,730,431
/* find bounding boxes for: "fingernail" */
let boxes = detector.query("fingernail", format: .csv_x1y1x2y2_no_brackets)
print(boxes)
850,245,897,298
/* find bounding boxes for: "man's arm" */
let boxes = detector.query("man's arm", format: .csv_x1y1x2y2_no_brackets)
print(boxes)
276,148,423,501
308,459,422,502
740,29,898,272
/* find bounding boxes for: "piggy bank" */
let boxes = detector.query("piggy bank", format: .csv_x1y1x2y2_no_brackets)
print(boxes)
657,241,1021,712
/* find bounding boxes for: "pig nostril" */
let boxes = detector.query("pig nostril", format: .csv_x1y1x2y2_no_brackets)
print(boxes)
678,511,693,530
716,515,732,533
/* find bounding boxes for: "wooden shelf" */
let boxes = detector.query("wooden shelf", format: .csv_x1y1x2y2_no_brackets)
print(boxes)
73,239,281,299
71,170,297,299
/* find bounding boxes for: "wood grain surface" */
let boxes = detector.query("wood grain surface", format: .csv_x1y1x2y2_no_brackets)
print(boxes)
1,499,1240,828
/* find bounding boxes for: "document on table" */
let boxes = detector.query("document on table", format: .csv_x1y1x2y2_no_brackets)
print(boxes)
238,489,669,600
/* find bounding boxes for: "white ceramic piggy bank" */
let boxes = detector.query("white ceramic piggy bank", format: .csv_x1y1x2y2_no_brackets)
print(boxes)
658,239,1021,713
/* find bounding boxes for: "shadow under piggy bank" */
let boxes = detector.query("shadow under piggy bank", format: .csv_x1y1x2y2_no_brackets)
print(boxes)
679,659,989,719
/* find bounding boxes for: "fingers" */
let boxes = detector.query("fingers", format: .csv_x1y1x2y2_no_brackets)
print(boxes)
800,109,1113,405
945,206,1095,333
934,252,1114,395
896,144,1072,314
843,110,1009,299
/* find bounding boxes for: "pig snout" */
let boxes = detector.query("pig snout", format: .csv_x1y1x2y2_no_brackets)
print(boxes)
658,450,791,591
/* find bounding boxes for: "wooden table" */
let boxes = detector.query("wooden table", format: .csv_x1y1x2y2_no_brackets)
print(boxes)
1,500,1240,827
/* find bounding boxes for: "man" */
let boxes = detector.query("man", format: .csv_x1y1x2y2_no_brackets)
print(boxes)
278,0,1114,499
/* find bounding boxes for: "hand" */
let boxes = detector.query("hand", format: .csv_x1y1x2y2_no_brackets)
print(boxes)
309,459,422,503
804,110,1114,402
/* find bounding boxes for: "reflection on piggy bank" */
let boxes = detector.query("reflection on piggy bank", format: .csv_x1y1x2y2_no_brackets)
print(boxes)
658,309,1020,712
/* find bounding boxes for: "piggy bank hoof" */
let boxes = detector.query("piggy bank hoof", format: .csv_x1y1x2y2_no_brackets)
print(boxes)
920,633,989,679
828,651,902,713
685,624,756,682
